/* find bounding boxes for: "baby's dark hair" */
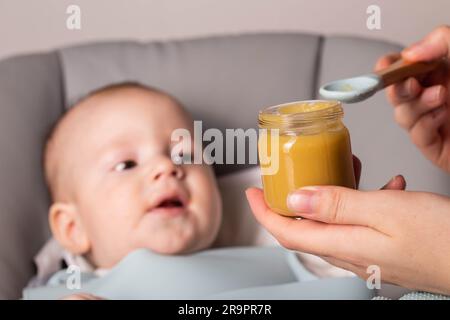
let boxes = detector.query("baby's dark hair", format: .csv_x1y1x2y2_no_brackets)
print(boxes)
42,82,179,201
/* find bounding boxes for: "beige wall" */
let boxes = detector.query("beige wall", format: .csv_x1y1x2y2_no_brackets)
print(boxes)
0,0,449,60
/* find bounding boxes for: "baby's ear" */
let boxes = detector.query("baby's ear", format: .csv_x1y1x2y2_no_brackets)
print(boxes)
49,203,91,255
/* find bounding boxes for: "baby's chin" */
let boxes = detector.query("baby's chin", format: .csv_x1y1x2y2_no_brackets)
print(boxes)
134,230,216,256
132,213,220,255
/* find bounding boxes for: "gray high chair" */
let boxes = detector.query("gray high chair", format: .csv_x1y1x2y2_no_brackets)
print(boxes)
0,33,448,299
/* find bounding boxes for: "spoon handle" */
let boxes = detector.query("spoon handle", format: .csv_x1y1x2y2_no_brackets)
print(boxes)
375,58,446,88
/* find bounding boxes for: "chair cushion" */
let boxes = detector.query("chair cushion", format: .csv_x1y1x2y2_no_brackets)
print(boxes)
0,52,63,299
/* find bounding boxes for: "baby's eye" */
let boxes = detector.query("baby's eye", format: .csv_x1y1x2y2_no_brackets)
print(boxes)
114,160,137,172
172,150,193,165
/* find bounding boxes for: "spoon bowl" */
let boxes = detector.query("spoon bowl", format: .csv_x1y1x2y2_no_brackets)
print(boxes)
319,74,382,103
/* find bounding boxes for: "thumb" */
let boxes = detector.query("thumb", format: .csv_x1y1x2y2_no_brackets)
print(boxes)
286,186,400,230
403,26,450,61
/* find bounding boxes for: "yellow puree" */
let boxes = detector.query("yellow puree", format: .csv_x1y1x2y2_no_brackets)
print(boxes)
259,101,355,216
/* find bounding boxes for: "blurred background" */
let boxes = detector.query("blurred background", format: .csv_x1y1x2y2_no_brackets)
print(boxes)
0,0,449,60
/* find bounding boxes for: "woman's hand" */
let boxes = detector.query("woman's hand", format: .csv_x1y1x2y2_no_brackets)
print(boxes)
375,25,450,173
246,182,450,295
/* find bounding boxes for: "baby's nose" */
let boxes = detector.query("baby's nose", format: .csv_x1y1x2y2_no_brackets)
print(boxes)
151,159,184,181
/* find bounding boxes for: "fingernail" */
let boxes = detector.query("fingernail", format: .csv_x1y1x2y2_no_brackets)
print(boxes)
287,189,318,213
391,175,403,185
382,176,395,189
395,174,406,187
245,188,253,199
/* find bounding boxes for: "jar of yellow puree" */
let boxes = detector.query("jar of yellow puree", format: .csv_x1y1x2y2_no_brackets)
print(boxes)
258,100,355,217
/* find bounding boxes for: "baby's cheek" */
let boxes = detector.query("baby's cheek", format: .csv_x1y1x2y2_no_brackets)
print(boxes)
187,166,216,201
81,188,139,242
97,182,140,217
187,166,222,226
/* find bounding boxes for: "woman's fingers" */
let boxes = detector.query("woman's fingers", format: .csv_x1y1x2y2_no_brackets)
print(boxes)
374,52,401,72
403,25,450,61
375,54,425,106
409,104,448,150
386,77,423,106
394,85,447,130
248,174,409,249
381,175,406,190
285,185,405,232
246,188,384,262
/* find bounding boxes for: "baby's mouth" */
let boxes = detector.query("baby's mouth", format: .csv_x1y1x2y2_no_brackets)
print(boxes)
147,193,187,216
156,198,184,209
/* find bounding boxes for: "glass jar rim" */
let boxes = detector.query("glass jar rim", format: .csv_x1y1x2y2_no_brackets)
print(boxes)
258,100,343,129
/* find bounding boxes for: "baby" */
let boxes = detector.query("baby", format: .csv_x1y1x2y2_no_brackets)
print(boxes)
44,82,222,270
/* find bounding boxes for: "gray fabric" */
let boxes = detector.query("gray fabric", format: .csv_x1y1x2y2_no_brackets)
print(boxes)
373,291,450,300
0,53,62,299
23,247,373,300
0,33,447,299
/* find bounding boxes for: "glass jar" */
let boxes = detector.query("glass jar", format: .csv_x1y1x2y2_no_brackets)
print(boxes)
258,100,355,216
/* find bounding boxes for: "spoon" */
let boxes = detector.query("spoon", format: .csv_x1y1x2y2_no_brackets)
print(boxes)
319,58,445,103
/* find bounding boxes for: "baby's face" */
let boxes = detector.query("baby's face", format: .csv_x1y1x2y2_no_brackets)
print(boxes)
49,88,222,267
